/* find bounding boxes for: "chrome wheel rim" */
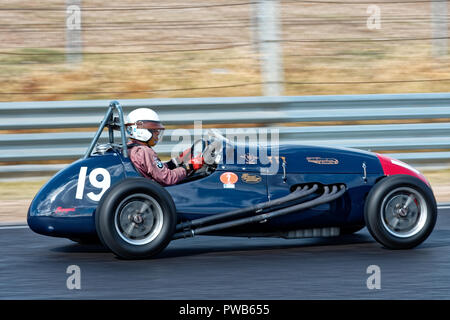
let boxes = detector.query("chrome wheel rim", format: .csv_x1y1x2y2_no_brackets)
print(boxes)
381,187,427,238
114,193,163,245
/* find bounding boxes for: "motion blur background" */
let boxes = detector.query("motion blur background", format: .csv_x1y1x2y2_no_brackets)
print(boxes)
0,0,450,99
0,0,449,222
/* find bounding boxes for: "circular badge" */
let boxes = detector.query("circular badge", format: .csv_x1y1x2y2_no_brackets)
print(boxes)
220,172,238,185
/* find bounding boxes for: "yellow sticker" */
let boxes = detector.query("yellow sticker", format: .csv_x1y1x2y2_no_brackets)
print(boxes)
241,173,262,184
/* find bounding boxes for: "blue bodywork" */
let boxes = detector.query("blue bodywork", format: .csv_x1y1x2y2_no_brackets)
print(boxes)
28,142,385,239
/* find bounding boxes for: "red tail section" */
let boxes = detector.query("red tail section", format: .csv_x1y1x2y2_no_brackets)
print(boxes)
376,154,430,186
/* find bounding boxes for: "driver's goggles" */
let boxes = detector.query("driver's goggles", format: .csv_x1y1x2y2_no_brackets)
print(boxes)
150,129,164,141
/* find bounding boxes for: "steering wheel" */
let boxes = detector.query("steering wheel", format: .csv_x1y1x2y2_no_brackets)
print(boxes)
192,138,223,167
175,138,223,183
178,138,221,179
191,138,206,161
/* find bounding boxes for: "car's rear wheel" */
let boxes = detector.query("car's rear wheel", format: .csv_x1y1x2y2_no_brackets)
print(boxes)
364,175,437,249
95,178,176,259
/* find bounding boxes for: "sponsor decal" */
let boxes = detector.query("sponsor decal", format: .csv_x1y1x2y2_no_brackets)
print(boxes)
241,173,262,184
306,157,339,165
220,172,238,189
55,207,76,214
154,156,164,169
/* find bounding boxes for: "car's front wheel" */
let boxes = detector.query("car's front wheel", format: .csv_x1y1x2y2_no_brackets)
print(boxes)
95,178,176,259
364,174,437,249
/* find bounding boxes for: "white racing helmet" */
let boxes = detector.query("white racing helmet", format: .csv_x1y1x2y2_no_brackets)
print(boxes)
126,108,165,144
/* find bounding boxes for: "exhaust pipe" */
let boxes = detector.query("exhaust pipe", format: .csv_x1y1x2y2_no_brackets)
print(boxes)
176,184,319,231
173,184,346,240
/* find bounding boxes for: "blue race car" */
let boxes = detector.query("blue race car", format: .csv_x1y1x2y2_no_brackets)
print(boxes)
28,101,438,259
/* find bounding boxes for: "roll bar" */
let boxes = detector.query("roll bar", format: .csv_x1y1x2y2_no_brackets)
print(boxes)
83,100,129,159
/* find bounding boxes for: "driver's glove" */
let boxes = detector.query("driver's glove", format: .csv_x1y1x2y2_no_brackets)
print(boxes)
190,155,204,170
182,155,204,173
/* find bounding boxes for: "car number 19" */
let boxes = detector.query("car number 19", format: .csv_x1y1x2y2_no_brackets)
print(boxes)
75,167,111,201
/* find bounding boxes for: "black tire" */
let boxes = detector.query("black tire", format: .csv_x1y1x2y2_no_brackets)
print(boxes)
95,178,176,259
364,174,437,249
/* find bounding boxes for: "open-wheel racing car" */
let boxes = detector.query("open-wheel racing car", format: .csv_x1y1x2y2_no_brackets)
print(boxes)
28,101,438,259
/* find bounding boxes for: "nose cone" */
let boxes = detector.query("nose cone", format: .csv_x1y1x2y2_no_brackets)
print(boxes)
27,198,53,236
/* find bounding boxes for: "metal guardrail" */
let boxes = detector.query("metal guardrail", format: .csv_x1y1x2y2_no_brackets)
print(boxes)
1,93,450,175
2,93,450,129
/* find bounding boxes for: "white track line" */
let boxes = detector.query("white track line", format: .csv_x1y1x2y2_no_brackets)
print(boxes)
0,225,29,230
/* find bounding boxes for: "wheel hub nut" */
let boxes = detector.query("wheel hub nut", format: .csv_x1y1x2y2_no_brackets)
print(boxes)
133,214,144,224
398,207,408,217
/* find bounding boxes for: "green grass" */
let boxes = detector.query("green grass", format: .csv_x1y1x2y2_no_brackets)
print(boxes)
0,48,65,66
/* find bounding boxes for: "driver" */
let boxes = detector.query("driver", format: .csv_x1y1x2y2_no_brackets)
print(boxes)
126,108,203,186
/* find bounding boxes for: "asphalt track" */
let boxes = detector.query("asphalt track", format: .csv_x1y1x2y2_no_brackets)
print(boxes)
1,207,450,300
